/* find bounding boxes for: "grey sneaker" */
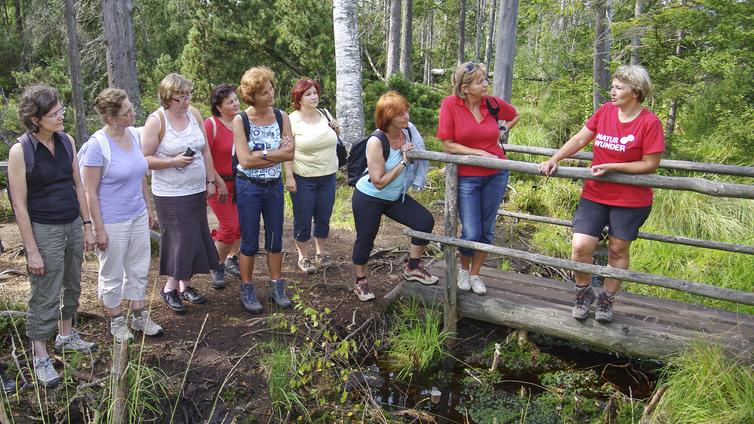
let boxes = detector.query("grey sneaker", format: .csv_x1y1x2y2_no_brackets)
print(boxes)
297,258,316,274
131,310,163,336
268,279,292,308
315,253,333,269
572,285,595,320
458,269,471,291
225,255,241,278
33,356,60,388
240,283,263,314
211,264,226,289
54,330,98,354
110,316,134,343
595,291,615,323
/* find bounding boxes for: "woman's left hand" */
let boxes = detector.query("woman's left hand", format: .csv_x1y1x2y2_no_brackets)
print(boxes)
83,226,95,251
401,142,414,161
216,181,229,203
206,181,217,198
329,119,341,135
590,163,614,177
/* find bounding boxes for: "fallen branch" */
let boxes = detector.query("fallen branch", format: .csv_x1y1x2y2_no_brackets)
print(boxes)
641,384,668,423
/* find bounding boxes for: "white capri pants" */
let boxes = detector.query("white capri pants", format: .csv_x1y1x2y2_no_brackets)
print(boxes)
97,210,151,308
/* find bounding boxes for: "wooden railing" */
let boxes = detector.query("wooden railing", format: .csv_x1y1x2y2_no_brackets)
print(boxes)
405,149,754,336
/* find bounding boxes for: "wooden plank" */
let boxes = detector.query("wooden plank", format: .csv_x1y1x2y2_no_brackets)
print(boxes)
405,229,754,306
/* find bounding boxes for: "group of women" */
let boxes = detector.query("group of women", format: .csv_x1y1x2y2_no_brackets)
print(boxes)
8,61,662,389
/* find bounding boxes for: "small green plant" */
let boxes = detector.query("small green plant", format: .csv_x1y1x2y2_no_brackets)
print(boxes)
258,341,307,420
651,342,754,424
384,299,450,380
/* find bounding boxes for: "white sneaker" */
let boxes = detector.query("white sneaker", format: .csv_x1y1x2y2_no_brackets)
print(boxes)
469,275,487,295
110,316,134,343
458,269,471,291
54,330,98,354
33,356,61,388
131,310,164,337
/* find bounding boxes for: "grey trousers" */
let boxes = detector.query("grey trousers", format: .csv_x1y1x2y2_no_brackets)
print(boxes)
26,218,83,341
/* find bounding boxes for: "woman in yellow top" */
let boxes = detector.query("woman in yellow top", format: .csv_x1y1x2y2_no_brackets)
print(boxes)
283,79,340,274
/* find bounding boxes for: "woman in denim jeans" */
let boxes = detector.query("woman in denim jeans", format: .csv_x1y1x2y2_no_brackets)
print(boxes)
437,62,519,295
232,66,294,313
283,78,339,274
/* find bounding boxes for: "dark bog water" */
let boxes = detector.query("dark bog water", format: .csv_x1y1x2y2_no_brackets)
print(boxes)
369,318,659,424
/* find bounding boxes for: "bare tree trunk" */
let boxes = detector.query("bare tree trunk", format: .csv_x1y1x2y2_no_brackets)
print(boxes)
385,0,401,79
458,0,466,64
399,0,413,79
630,0,642,65
422,9,434,84
333,0,365,145
63,0,87,143
484,0,496,65
492,0,519,102
592,0,612,111
13,0,21,39
102,0,142,116
665,24,686,153
474,0,486,61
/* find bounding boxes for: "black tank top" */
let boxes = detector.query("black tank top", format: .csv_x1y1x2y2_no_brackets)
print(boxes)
26,133,80,224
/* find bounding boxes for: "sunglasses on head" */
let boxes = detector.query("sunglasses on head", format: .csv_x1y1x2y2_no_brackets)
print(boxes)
463,62,478,73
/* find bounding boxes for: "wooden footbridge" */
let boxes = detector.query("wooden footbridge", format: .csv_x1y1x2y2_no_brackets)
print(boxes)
395,147,754,361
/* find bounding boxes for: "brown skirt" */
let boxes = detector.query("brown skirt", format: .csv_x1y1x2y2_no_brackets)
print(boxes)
154,192,219,280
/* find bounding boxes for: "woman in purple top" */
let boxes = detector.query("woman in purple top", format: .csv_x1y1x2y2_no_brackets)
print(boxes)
82,88,163,342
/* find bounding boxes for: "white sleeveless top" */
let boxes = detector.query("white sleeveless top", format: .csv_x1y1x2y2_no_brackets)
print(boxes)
151,107,207,197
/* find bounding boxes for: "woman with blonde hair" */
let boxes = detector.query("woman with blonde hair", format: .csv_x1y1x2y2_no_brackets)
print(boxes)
81,88,162,341
141,73,226,314
232,66,294,313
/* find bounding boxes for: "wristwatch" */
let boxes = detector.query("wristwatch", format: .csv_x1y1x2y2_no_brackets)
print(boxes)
262,149,268,160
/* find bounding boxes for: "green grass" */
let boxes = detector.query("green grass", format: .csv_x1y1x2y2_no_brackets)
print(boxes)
257,341,306,420
651,342,754,424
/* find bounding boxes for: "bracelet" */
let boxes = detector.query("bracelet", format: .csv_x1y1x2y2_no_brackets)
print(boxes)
401,160,407,167
82,220,92,226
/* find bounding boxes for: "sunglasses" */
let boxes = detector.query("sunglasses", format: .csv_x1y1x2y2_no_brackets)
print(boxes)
463,62,478,73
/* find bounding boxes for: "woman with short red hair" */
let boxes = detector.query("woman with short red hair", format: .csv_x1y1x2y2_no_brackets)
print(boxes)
350,91,436,302
283,79,339,274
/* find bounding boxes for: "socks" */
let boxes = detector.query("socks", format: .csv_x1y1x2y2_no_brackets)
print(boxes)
131,308,145,319
408,258,420,270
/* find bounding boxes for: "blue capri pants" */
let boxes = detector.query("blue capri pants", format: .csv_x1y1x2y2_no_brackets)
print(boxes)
458,170,509,257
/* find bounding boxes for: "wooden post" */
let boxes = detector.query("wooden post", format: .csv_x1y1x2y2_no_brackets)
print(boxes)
110,341,130,424
443,164,459,340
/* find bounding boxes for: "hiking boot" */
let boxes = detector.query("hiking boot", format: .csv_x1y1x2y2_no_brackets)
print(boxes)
179,286,207,304
297,258,316,274
240,283,263,314
403,264,439,285
469,274,487,295
458,269,471,291
572,285,595,320
595,291,615,323
1,365,18,394
315,253,333,269
160,289,186,314
32,356,60,389
268,279,292,308
210,264,226,289
224,255,241,278
110,316,134,343
54,330,97,354
131,310,163,337
354,279,375,302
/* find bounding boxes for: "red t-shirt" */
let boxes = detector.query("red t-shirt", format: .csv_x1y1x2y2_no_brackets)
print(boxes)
436,95,517,176
204,116,234,179
582,102,665,207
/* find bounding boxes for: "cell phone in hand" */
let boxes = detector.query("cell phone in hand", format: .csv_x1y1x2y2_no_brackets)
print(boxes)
184,147,196,157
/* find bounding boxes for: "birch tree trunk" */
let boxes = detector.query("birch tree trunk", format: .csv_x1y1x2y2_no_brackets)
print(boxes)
592,0,612,111
474,0,486,61
385,0,401,79
102,0,141,116
333,0,365,145
457,0,466,64
422,9,434,84
63,0,87,143
399,0,413,79
491,0,519,102
484,0,497,65
13,0,22,41
630,0,642,65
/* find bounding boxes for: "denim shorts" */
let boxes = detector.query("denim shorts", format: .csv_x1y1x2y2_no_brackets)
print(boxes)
573,197,652,241
236,177,284,256
290,173,336,242
458,170,509,257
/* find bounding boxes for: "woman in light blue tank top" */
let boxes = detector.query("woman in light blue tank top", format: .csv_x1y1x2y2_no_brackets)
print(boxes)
351,91,438,302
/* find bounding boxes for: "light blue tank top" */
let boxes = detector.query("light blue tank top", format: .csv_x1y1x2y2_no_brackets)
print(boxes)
355,138,404,201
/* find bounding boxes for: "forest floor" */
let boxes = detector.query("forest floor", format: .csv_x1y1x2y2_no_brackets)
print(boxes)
0,210,440,423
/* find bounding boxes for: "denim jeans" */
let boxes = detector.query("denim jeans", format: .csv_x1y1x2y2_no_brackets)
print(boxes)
290,173,336,242
236,178,284,256
457,170,509,257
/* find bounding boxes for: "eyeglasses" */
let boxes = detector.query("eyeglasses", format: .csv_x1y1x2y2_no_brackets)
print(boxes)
118,106,135,117
171,94,192,103
45,106,66,119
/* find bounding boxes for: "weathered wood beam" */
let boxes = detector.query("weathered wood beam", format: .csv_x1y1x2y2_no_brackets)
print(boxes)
406,151,754,199
499,210,754,255
403,229,754,306
501,144,754,177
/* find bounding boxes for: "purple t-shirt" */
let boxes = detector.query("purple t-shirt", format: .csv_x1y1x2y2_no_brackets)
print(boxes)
81,131,148,224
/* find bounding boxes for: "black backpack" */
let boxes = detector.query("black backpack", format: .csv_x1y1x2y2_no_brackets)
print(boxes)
485,96,508,151
231,108,284,200
346,131,389,187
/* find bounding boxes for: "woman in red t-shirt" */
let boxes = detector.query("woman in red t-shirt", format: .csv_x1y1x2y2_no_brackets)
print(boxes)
205,84,242,289
538,65,665,323
437,62,519,296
